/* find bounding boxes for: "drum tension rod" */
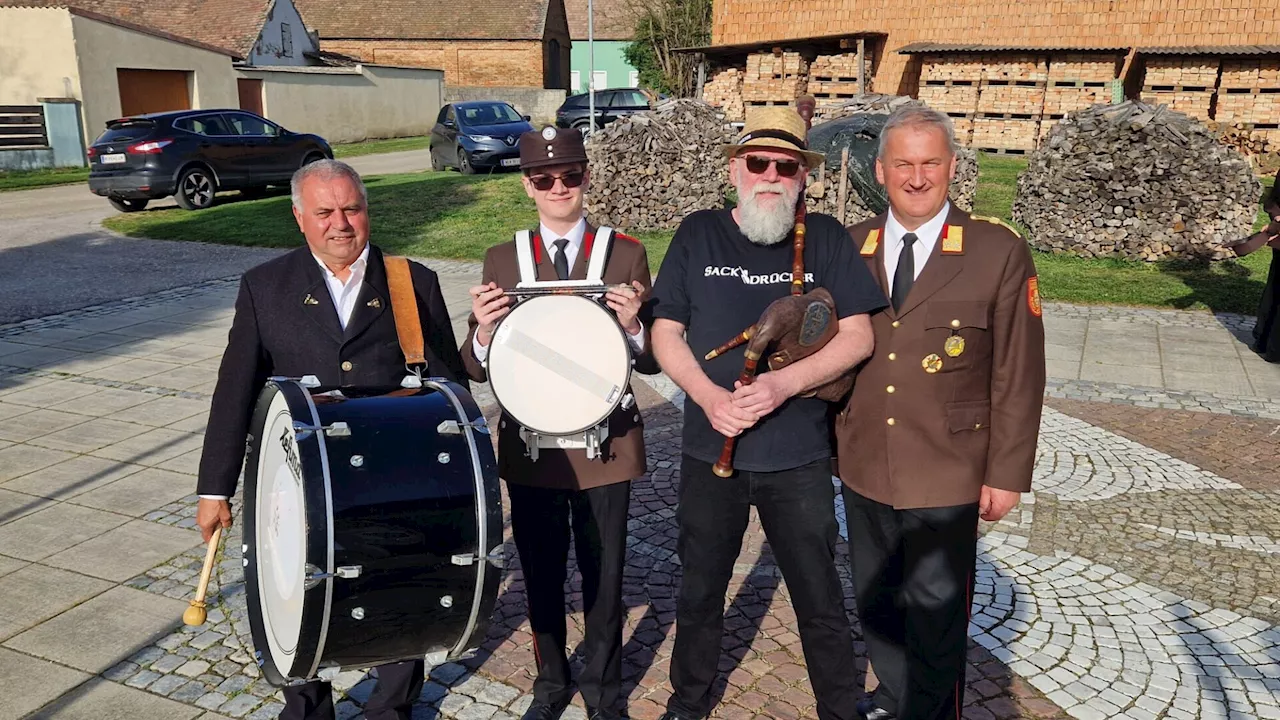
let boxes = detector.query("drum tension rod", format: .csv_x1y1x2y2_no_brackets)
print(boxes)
292,421,352,440
303,563,362,590
451,545,506,569
436,418,491,436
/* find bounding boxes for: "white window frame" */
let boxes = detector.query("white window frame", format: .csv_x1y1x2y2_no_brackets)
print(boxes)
628,70,639,88
591,70,607,91
570,70,581,92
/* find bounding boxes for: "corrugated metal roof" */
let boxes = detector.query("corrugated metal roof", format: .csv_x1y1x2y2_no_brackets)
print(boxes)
1138,45,1280,56
897,42,1128,54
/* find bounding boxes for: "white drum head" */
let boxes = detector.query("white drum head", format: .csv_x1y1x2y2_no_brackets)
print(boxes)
488,294,631,435
255,391,308,674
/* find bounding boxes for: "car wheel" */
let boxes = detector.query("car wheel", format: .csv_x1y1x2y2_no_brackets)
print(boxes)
301,152,325,168
573,121,592,136
108,197,148,213
458,149,476,175
175,167,217,211
430,148,445,172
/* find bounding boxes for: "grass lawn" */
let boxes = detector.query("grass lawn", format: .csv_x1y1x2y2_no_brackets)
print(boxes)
104,160,1277,314
332,135,431,159
0,166,91,192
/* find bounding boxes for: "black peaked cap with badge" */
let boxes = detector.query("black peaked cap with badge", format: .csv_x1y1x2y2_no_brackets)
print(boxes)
519,126,588,170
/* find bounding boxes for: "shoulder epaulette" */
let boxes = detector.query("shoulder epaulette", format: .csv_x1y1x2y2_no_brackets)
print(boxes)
614,232,640,244
971,215,1023,239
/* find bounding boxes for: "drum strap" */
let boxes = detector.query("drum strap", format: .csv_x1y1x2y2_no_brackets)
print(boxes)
585,226,613,284
515,230,537,284
384,256,427,368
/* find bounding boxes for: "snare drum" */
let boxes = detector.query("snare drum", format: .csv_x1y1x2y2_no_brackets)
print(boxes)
243,377,502,685
486,294,632,445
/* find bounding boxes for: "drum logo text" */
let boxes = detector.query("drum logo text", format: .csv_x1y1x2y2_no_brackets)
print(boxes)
279,426,303,483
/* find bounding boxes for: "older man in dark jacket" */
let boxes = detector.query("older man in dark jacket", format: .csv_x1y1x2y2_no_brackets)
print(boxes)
194,159,466,720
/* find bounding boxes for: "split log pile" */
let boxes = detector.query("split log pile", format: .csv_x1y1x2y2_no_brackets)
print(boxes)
1012,101,1261,262
583,99,734,230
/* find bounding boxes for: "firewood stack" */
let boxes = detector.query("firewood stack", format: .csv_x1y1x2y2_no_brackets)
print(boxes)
583,99,734,230
743,52,809,105
1012,101,1261,262
704,65,746,122
803,95,978,223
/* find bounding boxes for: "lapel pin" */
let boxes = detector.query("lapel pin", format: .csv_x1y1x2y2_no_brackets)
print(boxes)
367,298,381,308
303,294,319,306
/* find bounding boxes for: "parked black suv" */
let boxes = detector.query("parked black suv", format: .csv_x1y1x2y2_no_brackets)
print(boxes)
554,89,652,133
88,109,332,212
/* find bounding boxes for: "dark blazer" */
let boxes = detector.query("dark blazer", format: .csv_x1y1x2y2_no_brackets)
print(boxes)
463,225,657,489
836,207,1046,509
197,245,467,497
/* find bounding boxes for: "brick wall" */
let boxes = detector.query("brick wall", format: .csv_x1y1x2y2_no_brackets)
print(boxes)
321,40,548,87
712,0,1280,96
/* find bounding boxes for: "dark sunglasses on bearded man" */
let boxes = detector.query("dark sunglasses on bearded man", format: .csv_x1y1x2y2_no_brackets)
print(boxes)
741,154,803,178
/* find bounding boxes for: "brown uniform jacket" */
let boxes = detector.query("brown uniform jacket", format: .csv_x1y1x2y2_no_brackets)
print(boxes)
836,207,1046,509
463,225,657,489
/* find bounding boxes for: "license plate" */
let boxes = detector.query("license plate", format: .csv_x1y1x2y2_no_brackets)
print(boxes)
100,153,126,164
501,158,521,167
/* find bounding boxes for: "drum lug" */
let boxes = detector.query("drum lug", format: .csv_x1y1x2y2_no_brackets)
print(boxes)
620,393,635,411
303,563,362,590
437,418,491,436
271,374,322,389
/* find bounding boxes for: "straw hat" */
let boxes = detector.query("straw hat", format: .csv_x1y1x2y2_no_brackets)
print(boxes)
722,106,825,167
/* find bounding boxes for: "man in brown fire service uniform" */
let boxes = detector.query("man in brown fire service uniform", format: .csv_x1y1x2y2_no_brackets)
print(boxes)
464,127,656,720
837,106,1046,720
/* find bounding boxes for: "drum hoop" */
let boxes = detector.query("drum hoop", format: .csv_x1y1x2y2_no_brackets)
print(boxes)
424,378,492,659
292,380,336,681
488,295,632,436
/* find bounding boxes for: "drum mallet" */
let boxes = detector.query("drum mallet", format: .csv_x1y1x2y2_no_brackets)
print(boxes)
183,526,222,627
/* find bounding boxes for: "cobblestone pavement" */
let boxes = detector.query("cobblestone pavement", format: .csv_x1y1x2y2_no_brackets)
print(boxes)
0,277,1278,720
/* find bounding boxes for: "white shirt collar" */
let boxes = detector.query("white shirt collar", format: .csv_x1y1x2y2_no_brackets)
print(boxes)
886,202,951,253
312,243,370,283
539,217,588,253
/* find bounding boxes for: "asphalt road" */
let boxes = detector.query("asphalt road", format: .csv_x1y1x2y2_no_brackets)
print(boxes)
0,150,436,325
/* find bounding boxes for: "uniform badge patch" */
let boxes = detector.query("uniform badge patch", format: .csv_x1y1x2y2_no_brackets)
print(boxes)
941,225,964,254
861,229,880,257
1027,276,1042,317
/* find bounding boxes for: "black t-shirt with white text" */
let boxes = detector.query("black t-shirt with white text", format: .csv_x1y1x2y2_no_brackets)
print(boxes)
651,209,888,472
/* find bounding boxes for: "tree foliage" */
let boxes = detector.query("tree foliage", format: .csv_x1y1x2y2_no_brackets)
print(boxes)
622,0,712,98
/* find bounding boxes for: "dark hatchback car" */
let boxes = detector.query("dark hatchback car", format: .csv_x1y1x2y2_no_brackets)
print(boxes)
429,101,534,174
554,88,652,133
88,109,332,212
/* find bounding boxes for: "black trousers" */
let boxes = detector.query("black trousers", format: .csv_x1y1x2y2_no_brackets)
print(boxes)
281,659,424,720
508,480,631,710
842,487,979,720
667,456,859,720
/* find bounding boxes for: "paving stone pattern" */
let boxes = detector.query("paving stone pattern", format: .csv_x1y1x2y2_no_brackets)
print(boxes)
1,276,1279,719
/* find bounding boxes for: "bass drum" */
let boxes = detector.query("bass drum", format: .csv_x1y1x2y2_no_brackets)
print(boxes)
486,294,632,436
243,377,501,685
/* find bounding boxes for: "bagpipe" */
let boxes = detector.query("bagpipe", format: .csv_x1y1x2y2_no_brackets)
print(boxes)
705,174,854,478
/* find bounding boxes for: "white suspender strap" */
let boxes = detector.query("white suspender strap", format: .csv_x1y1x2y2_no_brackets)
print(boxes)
585,226,613,284
514,230,537,285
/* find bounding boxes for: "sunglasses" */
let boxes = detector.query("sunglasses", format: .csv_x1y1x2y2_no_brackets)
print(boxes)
742,155,803,178
528,171,585,191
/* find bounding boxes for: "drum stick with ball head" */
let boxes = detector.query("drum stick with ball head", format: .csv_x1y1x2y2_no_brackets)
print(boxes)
184,526,222,627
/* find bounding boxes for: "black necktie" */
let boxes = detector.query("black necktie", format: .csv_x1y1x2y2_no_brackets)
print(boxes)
891,232,918,312
552,238,569,280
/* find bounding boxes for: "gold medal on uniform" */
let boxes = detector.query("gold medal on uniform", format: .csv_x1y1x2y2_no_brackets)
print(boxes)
944,334,965,358
922,353,943,374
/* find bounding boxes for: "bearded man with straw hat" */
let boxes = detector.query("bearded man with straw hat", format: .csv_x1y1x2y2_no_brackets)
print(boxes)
649,106,886,720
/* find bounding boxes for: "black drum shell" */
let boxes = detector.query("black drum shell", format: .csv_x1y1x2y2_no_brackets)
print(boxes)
243,379,501,685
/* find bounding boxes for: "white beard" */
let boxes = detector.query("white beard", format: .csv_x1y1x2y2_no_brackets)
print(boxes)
737,181,799,246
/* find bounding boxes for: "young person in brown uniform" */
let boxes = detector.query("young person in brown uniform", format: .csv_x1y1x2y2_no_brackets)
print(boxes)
650,107,884,720
465,127,655,720
195,160,468,720
837,107,1046,720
